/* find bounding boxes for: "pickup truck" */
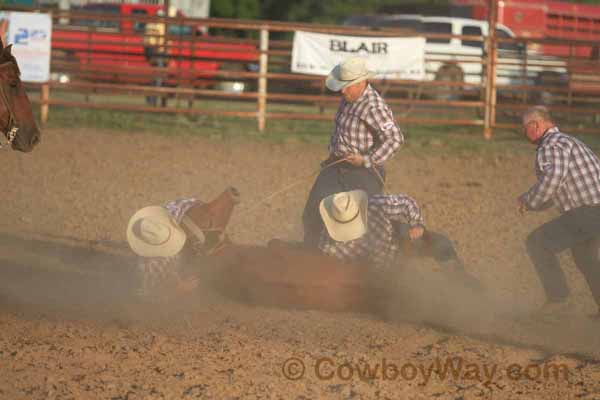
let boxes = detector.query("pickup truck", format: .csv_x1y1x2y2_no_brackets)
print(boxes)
51,3,259,91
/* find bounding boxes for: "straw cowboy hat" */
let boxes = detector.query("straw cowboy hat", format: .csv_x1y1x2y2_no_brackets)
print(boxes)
326,56,376,92
319,190,369,242
127,206,187,257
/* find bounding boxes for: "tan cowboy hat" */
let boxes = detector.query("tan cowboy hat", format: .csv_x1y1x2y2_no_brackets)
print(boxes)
126,206,187,257
319,190,368,242
326,56,376,92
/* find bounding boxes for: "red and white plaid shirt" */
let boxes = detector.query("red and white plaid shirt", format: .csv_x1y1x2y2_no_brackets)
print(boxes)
521,127,600,213
329,84,404,169
136,198,202,298
318,194,424,269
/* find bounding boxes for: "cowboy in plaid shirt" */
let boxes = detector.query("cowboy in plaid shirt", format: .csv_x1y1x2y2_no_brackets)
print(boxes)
518,106,600,317
317,191,481,295
128,198,204,300
319,193,424,270
303,56,404,248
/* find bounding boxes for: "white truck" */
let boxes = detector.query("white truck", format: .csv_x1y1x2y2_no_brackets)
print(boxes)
344,15,566,100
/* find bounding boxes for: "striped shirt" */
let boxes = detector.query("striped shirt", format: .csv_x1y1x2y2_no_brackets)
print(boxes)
329,84,404,169
318,194,424,270
521,127,600,213
136,198,203,298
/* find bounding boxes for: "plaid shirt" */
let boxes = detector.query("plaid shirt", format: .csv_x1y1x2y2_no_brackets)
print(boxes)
521,127,600,213
329,84,404,169
136,198,203,298
318,194,424,270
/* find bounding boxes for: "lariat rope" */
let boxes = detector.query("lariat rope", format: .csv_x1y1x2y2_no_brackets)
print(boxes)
234,156,387,219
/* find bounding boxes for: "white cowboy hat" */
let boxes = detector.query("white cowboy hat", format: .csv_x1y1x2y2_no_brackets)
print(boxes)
326,56,376,92
126,206,187,257
319,190,368,242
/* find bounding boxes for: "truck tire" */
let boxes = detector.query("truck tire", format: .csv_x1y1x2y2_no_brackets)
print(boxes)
433,64,464,101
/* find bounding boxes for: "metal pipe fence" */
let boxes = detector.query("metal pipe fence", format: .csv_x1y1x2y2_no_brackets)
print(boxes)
15,8,600,137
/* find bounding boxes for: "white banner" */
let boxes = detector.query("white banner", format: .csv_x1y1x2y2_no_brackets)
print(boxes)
291,31,425,80
0,11,52,83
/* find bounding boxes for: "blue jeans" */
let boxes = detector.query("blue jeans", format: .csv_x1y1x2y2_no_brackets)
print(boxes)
526,205,600,307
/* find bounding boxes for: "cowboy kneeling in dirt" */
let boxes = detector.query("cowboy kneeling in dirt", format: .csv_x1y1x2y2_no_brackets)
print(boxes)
318,190,480,289
126,198,207,301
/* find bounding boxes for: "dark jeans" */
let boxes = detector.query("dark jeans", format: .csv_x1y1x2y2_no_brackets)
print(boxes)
526,205,600,307
302,162,384,248
144,46,167,107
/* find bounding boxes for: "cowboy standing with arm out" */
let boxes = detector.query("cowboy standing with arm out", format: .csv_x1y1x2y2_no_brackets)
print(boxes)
518,106,600,318
302,56,404,249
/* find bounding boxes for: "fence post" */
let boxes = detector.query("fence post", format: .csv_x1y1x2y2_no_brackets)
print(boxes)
41,83,50,125
483,0,498,140
258,27,269,132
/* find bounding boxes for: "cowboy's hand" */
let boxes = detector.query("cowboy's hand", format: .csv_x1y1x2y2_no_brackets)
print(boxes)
346,153,364,167
409,225,425,241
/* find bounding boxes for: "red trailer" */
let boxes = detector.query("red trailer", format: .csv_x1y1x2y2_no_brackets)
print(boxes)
51,3,259,88
452,0,600,57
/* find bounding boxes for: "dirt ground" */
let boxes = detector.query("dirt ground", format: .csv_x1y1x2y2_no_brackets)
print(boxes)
1,127,600,400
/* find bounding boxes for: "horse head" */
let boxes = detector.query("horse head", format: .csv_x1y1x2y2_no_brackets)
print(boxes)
0,38,40,152
184,187,241,254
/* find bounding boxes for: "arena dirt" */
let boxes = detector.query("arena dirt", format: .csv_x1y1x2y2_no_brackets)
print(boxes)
0,128,599,399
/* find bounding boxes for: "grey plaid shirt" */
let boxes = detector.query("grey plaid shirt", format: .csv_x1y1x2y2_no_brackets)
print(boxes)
521,127,600,213
318,194,424,270
329,84,404,168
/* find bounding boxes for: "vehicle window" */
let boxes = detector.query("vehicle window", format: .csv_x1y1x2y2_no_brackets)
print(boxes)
132,9,148,33
461,25,482,48
168,24,192,36
496,28,520,51
423,22,452,44
73,4,120,30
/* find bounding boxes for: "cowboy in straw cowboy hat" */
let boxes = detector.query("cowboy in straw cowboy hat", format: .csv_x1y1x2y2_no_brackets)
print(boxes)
127,198,207,299
302,56,405,249
318,190,481,291
318,190,425,269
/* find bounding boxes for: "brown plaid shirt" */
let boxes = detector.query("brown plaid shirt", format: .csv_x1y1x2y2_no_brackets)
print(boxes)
521,127,600,213
318,194,424,269
329,84,404,169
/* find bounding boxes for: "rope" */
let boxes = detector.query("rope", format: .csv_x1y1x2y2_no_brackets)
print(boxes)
234,157,350,218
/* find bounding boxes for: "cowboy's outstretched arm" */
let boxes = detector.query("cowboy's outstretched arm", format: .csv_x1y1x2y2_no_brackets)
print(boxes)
371,194,424,227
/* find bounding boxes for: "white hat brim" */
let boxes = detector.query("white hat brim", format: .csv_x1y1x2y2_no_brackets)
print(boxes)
319,190,368,242
325,64,375,92
126,205,187,257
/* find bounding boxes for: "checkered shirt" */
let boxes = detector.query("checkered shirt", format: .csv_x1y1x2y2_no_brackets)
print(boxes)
521,127,600,213
136,197,203,298
329,84,404,169
318,194,424,270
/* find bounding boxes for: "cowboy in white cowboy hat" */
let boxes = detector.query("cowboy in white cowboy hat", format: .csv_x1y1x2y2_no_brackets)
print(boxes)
127,198,204,300
302,55,405,249
319,190,482,290
319,190,425,269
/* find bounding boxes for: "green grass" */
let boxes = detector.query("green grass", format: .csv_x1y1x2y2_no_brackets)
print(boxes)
30,89,600,156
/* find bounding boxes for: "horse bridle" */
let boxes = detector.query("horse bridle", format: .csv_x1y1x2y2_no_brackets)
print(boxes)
0,64,19,149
